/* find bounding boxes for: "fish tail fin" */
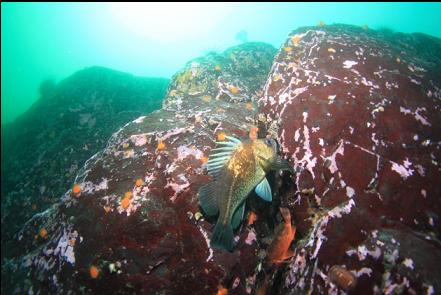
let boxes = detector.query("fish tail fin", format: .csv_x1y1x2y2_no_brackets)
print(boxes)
211,222,234,251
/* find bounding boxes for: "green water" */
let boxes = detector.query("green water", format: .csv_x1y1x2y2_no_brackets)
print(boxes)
2,2,441,124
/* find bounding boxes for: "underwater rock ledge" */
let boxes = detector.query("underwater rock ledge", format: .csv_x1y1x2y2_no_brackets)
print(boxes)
1,42,277,294
2,25,441,295
1,67,169,260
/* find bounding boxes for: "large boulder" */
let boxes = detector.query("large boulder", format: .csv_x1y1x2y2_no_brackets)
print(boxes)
258,24,441,294
1,67,169,260
1,43,277,294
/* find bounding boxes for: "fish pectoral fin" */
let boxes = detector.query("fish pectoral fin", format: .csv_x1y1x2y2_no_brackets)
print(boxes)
255,177,272,202
198,182,219,216
270,158,294,173
231,202,246,230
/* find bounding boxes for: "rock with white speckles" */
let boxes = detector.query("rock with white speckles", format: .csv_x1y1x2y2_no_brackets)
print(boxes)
259,24,441,294
4,25,441,295
1,43,277,295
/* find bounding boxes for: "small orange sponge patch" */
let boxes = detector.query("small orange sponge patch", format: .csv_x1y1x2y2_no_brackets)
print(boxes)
157,140,166,151
121,196,131,209
229,86,239,94
201,156,208,164
217,132,226,141
245,103,254,110
135,178,144,187
39,228,48,238
72,184,81,195
90,265,99,279
124,191,133,199
217,286,228,295
249,127,259,140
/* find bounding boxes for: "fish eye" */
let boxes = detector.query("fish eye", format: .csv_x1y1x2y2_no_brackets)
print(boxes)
265,138,273,146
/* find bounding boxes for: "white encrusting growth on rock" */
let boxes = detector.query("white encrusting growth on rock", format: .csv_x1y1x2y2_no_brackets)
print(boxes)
294,129,300,142
402,258,414,269
197,226,213,262
346,186,355,198
346,244,382,261
130,134,148,146
400,106,431,126
302,111,308,123
391,158,414,180
292,126,317,179
176,145,204,161
166,173,190,202
133,116,146,124
53,229,79,265
323,140,345,174
327,95,336,104
307,199,357,261
245,230,257,245
81,178,109,194
158,126,194,141
343,60,358,69
354,267,373,277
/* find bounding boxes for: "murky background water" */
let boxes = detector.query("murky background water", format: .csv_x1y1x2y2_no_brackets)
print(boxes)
2,2,441,124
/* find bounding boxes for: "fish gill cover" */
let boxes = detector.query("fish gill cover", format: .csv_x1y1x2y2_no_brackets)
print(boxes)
1,25,441,295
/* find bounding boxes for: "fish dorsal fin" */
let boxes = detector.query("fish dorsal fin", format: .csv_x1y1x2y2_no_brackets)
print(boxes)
255,177,272,202
206,135,242,177
231,202,246,229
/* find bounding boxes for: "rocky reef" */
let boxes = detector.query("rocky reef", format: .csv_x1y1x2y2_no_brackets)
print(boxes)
1,26,440,295
259,25,441,294
1,67,169,260
1,42,277,294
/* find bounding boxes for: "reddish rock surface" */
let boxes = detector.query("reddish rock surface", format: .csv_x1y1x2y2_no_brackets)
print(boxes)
1,42,277,294
259,25,441,294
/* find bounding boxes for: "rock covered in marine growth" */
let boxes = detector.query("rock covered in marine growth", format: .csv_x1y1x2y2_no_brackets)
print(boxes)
1,66,169,260
258,24,441,294
1,43,277,294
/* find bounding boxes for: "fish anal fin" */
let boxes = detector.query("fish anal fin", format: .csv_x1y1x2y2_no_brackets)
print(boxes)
231,202,245,230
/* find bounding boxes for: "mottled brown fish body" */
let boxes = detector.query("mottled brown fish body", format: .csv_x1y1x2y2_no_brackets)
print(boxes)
199,136,291,251
217,141,265,226
328,265,357,291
